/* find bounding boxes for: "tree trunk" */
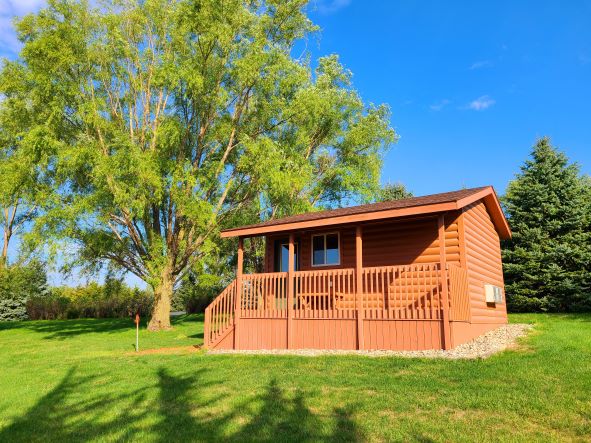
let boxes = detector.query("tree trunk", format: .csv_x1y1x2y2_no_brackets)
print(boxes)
147,267,174,331
2,228,11,266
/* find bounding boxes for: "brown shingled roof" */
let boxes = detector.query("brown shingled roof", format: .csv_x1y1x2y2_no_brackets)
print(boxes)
221,186,511,239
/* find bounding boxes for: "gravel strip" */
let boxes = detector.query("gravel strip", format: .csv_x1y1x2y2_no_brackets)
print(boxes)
208,323,534,359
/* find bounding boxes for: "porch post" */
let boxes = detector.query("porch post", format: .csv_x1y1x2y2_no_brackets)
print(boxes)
438,215,452,349
355,225,364,350
287,232,295,349
234,236,244,349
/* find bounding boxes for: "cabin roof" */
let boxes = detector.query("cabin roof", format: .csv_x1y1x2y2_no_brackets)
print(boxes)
221,186,511,239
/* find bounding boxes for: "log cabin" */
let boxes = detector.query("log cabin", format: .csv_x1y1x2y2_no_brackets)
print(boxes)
204,186,511,351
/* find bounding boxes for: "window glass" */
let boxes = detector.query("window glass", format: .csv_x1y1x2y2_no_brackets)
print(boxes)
278,243,299,272
312,233,339,266
312,235,325,265
325,234,339,264
280,244,289,272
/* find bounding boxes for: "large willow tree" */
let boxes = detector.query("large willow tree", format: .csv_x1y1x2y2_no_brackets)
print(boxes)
5,0,395,329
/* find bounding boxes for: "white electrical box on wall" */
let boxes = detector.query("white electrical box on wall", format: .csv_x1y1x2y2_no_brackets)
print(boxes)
484,284,503,304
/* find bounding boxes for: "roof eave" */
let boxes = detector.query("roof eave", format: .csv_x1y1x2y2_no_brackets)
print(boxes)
220,201,459,238
455,186,511,240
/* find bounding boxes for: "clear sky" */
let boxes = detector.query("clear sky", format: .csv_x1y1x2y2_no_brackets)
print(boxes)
1,0,590,285
304,0,591,196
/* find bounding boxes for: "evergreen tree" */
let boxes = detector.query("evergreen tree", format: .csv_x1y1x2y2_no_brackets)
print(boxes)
0,260,49,321
502,137,591,312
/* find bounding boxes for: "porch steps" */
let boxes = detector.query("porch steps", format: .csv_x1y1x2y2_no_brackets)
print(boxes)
203,280,237,349
208,323,234,349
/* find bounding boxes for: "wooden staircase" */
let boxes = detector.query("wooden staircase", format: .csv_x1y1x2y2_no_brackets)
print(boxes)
203,280,237,349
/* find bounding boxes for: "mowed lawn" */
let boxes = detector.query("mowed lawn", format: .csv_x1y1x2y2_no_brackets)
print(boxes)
0,314,590,442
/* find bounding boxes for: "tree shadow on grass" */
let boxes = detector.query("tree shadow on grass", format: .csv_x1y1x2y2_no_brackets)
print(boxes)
155,370,361,442
1,366,361,442
170,313,203,326
0,318,134,340
0,314,204,340
0,366,152,442
188,331,204,339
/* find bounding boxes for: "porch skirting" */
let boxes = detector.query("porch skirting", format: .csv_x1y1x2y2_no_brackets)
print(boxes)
212,318,506,352
215,317,451,351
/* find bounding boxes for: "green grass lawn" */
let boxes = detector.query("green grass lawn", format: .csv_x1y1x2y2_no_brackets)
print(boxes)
0,314,590,442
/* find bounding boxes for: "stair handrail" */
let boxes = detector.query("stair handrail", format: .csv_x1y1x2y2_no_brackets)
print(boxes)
204,279,237,347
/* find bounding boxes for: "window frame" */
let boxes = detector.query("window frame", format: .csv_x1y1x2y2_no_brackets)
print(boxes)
310,232,341,267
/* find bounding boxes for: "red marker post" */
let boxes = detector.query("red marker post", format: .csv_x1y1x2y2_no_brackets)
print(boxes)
135,312,140,352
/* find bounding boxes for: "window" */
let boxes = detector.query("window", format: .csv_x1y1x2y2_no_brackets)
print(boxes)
311,233,340,266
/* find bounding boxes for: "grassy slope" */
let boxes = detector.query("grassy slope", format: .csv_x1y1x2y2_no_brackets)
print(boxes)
0,314,590,442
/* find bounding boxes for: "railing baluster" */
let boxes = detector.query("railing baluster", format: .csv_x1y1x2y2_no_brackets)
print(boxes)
423,264,428,319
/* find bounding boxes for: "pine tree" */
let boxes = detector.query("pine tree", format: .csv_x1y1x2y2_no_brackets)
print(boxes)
502,137,591,312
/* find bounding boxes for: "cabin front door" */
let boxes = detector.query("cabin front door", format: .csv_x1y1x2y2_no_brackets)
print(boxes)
274,239,299,272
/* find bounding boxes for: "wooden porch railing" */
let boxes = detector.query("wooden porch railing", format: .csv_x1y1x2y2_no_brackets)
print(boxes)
204,262,471,347
203,280,236,347
294,268,357,319
240,272,288,318
361,264,443,320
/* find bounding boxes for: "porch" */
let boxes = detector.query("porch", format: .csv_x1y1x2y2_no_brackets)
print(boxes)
204,261,470,351
204,212,471,351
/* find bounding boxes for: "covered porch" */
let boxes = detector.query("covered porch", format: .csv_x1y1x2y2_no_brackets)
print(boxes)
204,213,470,351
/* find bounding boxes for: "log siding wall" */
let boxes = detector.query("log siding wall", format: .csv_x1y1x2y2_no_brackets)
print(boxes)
264,213,463,273
461,202,508,324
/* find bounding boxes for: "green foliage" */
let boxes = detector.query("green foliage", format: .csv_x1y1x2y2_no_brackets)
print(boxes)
174,272,224,314
26,278,152,320
375,182,413,202
0,60,51,263
0,261,49,321
502,137,591,312
3,0,396,325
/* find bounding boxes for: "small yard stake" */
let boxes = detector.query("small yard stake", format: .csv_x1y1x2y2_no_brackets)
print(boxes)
135,312,140,352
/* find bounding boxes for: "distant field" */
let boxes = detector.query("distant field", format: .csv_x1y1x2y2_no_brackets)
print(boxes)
0,313,590,442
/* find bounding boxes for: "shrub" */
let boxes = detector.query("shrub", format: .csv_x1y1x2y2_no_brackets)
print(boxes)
26,279,153,320
175,273,225,314
506,294,554,313
0,261,49,321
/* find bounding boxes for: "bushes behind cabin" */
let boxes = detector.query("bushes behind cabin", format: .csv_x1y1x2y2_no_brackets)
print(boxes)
0,263,153,321
0,261,218,321
27,282,153,320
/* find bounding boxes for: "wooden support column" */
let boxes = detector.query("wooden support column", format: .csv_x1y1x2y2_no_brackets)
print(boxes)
287,233,295,349
438,215,452,350
355,226,364,350
234,237,244,349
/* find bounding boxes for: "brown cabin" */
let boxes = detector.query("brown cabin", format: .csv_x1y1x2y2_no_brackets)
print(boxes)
204,186,511,351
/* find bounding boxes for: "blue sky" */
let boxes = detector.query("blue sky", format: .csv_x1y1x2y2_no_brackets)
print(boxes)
306,0,591,195
1,0,590,285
